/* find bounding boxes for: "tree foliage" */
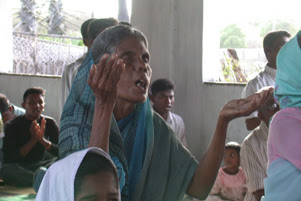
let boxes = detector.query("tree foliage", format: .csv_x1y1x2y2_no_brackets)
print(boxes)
220,24,246,48
48,0,65,35
260,19,298,37
14,0,37,33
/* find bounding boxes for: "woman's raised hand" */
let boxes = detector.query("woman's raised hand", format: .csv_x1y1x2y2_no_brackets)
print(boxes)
219,87,274,123
87,53,125,106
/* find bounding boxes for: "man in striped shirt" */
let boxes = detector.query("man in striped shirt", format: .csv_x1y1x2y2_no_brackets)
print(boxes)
240,87,279,201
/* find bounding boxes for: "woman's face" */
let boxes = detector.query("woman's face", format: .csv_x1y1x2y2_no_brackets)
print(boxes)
223,148,240,170
75,171,119,201
115,37,152,105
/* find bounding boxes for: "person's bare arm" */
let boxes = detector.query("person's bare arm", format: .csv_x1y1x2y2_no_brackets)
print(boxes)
87,54,125,153
186,88,273,199
245,117,261,130
19,138,38,157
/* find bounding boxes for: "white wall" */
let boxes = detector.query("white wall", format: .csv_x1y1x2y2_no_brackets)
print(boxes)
132,0,250,159
0,74,61,124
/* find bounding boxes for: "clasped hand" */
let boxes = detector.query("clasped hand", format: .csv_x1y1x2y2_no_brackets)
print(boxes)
30,118,46,141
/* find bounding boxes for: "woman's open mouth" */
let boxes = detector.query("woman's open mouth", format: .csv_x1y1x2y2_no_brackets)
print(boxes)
135,79,147,92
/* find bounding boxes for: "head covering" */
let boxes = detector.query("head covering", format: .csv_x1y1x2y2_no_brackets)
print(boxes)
35,147,120,201
274,30,301,109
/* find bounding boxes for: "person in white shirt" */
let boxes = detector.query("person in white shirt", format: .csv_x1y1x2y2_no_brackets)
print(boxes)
150,78,188,147
60,18,95,113
240,87,279,201
241,30,290,130
0,93,25,124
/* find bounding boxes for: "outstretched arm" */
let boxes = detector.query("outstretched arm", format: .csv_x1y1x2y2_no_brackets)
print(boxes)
186,88,273,199
87,54,125,153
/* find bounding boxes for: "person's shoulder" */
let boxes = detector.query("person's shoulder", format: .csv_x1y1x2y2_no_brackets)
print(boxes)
4,115,24,130
271,107,301,125
169,112,185,125
170,112,183,120
12,104,25,116
41,115,57,124
153,111,169,128
246,70,266,84
152,111,174,135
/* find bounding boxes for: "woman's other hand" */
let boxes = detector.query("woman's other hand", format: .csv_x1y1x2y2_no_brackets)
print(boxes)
219,87,274,123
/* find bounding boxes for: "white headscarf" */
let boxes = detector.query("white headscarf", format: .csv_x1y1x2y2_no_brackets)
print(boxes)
35,147,120,201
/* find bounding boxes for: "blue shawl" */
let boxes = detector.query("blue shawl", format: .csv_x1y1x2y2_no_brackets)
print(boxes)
59,49,198,201
59,49,154,200
262,158,301,201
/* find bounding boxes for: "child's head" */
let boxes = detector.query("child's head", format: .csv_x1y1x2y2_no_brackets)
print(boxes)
74,152,119,201
224,142,241,172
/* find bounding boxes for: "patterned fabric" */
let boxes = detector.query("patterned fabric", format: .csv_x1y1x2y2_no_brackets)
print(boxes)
59,50,128,198
116,100,153,200
274,30,301,109
262,158,301,201
58,48,198,201
59,50,95,157
241,122,268,201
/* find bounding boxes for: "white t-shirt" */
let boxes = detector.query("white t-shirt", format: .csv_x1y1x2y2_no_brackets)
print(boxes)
241,65,276,118
166,112,187,147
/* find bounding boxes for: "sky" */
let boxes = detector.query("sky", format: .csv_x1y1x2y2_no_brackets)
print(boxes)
216,0,301,28
61,0,132,19
12,0,132,19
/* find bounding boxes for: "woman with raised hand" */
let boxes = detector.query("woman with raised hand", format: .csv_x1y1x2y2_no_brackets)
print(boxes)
59,25,271,201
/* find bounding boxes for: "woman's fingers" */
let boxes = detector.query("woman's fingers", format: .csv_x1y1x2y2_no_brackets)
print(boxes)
92,54,110,88
39,118,46,136
87,64,96,87
106,58,125,90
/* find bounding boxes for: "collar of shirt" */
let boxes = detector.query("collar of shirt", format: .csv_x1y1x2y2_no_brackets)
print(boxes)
264,65,277,78
166,111,173,124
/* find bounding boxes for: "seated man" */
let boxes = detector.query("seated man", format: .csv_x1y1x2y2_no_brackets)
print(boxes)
0,93,25,124
2,87,59,187
150,78,188,147
240,87,279,201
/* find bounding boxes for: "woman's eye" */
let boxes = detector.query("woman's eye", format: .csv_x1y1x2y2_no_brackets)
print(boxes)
122,56,131,62
143,56,149,63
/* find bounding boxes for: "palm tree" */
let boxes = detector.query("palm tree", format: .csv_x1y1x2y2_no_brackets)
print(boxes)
48,0,65,35
14,0,37,33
